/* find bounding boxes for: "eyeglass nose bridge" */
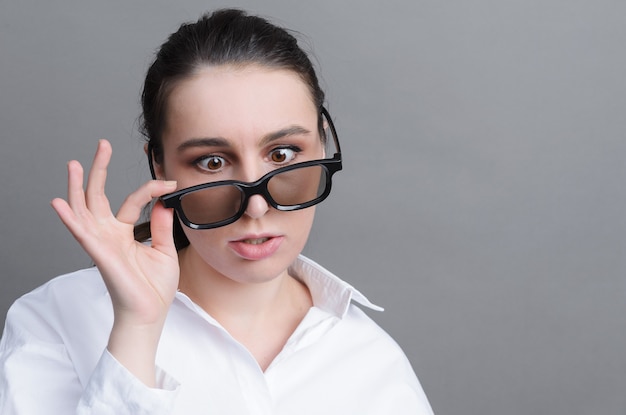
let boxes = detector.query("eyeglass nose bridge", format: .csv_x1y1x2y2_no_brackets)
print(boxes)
233,175,278,215
234,162,332,215
162,156,341,230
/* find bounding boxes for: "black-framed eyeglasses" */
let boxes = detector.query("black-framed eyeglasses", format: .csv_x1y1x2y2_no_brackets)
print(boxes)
157,107,342,230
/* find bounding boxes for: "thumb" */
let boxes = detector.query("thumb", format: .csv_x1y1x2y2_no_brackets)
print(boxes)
150,201,177,258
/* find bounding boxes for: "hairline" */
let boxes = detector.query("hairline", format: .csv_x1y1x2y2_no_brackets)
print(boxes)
152,62,322,160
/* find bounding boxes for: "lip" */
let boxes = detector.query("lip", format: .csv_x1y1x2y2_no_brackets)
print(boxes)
228,234,284,260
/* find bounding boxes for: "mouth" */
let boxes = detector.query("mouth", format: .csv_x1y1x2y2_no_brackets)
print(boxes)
228,235,284,260
241,237,271,245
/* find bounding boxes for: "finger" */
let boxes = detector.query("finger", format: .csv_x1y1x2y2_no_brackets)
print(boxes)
51,161,93,246
116,180,177,225
66,160,87,212
150,201,177,258
85,139,114,217
51,197,105,255
51,197,85,240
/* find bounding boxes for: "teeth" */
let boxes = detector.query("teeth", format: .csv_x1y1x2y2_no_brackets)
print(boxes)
243,238,269,245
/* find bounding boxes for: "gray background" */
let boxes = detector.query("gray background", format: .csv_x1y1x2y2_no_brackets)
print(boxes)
1,1,625,414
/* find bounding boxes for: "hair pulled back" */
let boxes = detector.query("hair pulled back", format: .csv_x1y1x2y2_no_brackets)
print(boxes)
141,8,325,165
136,9,326,249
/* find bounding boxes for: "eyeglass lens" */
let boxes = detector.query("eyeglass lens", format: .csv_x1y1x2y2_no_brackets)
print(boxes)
179,164,328,226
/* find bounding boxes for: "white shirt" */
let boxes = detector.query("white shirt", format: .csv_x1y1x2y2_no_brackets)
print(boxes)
0,255,433,414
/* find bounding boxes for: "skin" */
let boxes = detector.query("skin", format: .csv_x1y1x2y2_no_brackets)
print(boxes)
52,64,324,384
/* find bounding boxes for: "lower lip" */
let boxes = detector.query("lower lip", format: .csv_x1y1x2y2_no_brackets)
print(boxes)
228,236,284,260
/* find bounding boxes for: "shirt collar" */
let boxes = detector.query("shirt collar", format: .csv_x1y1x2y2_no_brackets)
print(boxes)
289,255,383,318
174,255,384,322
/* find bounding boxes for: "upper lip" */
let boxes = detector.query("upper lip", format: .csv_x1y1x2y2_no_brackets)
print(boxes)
230,233,280,243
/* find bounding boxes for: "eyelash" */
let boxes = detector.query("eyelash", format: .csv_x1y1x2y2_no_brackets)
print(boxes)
269,145,302,164
191,145,303,173
193,155,226,172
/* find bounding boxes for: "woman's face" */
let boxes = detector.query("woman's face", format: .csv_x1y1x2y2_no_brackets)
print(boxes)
155,65,323,284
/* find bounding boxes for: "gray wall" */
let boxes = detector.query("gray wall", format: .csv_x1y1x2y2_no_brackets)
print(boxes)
1,1,625,414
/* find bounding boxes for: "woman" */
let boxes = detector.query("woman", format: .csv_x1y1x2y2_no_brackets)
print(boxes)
0,9,433,414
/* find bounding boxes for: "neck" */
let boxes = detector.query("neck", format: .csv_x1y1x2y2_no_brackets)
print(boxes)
177,246,311,324
177,245,313,371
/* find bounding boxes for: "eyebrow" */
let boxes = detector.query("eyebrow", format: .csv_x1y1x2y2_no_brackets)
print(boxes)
260,125,312,146
176,137,229,153
176,125,313,153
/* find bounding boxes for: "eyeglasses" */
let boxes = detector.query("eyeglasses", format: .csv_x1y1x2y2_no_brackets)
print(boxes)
158,107,342,230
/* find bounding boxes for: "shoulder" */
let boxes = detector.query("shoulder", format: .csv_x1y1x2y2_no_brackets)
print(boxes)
4,267,112,343
22,266,105,296
318,304,430,409
294,256,410,361
1,268,114,396
341,303,409,358
11,267,109,316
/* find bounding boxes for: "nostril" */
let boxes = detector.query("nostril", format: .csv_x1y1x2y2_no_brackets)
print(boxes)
243,194,270,219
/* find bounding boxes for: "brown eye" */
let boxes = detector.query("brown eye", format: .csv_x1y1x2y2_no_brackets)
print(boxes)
197,156,225,171
270,148,297,164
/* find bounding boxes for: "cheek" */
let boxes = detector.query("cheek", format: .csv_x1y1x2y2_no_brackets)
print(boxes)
158,160,197,190
177,206,318,276
284,207,317,245
181,207,317,251
181,223,222,248
150,158,166,180
180,225,231,271
152,157,174,182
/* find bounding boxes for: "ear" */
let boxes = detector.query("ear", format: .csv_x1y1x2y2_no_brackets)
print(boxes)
144,143,165,180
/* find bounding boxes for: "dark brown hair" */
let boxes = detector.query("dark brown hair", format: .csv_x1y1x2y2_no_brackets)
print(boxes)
134,9,326,249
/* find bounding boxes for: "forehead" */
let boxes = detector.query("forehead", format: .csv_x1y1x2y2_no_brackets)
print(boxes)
162,65,318,143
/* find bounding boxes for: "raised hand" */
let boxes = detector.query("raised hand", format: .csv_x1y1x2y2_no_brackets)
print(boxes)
51,139,179,386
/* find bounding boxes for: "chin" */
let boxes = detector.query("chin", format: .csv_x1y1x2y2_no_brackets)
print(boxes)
186,239,301,285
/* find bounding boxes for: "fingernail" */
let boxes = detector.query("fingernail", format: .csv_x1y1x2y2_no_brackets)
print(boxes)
164,180,177,186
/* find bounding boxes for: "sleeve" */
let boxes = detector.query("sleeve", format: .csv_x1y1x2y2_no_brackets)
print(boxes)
361,352,435,415
77,350,180,414
0,307,181,415
343,305,435,415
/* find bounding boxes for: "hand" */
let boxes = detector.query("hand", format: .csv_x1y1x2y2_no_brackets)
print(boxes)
51,139,179,385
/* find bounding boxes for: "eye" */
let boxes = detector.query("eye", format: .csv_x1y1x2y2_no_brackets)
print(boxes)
196,155,226,172
270,147,299,164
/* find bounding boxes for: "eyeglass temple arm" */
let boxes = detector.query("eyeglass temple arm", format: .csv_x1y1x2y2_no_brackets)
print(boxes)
147,142,158,180
321,106,342,156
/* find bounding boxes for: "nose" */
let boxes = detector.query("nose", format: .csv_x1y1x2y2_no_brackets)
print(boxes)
243,193,270,219
237,161,271,219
